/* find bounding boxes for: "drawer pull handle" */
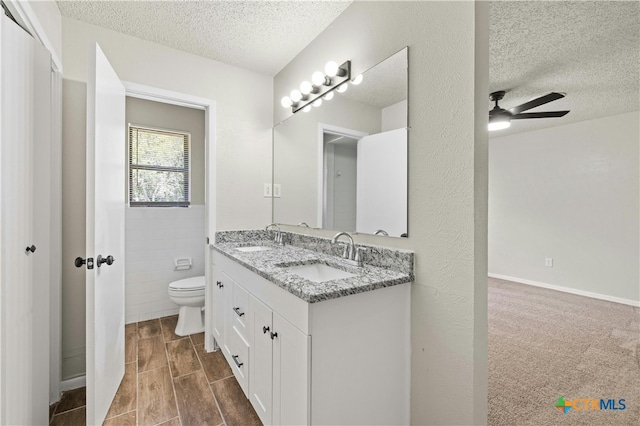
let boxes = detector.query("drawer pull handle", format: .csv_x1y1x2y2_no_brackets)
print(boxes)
216,281,223,288
263,326,270,334
232,355,243,368
233,307,244,317
270,331,278,340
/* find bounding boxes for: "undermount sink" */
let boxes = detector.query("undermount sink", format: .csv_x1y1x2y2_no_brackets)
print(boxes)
285,263,356,283
235,246,272,253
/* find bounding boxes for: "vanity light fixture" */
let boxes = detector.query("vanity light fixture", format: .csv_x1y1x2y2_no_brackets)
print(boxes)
281,60,351,113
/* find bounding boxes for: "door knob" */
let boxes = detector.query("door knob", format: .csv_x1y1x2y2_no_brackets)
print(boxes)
96,255,115,267
263,326,270,334
75,257,94,269
25,245,36,254
270,331,278,340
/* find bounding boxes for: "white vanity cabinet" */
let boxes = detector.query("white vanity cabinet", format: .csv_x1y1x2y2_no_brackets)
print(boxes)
249,296,310,425
210,249,410,426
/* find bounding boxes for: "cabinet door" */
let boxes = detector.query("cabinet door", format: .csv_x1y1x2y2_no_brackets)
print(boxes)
249,296,273,425
211,266,230,352
273,313,310,426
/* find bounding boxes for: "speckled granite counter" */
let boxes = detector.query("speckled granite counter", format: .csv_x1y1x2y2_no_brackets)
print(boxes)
211,230,414,303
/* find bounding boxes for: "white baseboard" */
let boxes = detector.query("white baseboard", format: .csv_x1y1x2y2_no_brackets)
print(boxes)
60,375,86,392
488,273,640,307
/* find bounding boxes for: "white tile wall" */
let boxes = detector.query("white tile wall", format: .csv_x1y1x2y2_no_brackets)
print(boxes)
125,206,206,324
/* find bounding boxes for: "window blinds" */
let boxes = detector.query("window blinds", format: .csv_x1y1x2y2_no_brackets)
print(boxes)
129,126,190,207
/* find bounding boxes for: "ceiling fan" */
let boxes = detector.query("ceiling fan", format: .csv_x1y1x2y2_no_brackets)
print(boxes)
488,91,570,131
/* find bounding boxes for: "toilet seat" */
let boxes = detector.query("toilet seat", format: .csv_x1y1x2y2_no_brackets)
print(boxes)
169,276,205,292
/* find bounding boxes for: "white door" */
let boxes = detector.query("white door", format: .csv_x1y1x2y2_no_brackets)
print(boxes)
211,266,227,345
85,42,126,425
249,296,273,425
0,13,51,425
356,128,408,236
272,313,310,425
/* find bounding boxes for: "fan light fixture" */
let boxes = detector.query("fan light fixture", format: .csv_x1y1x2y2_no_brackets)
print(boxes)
488,117,511,131
488,90,570,131
281,60,351,114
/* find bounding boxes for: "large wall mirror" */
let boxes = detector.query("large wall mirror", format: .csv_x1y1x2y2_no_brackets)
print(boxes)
273,47,408,238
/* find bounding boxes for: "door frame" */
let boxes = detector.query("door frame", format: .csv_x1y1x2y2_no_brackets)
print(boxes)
122,82,217,353
316,123,368,229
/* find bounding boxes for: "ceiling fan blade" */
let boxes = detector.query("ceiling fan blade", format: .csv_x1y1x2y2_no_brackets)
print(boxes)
509,92,565,115
511,111,570,120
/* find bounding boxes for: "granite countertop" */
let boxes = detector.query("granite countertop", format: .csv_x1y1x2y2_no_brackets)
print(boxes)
211,240,413,303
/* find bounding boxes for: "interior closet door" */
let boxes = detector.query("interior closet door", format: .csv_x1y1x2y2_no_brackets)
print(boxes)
356,128,408,237
85,42,126,425
0,13,51,425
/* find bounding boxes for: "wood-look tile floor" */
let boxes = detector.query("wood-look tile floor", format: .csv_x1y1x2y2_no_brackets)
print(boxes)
49,315,261,426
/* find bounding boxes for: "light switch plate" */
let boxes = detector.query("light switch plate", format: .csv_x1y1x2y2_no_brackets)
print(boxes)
273,184,281,198
264,183,272,197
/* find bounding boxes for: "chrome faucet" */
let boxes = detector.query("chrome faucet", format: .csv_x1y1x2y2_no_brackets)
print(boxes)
374,229,389,236
331,231,366,267
298,222,309,227
265,223,284,245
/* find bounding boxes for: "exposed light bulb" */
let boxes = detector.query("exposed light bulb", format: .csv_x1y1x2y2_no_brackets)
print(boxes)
488,120,511,131
281,96,292,108
324,61,339,77
312,71,326,86
290,89,302,103
300,81,313,95
313,99,322,107
337,83,348,93
303,105,312,113
351,74,363,85
323,91,334,101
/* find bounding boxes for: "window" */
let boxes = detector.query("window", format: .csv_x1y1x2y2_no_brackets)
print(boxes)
129,126,190,207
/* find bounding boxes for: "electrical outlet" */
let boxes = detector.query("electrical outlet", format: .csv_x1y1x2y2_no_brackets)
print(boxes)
273,184,281,198
545,258,553,267
263,183,272,197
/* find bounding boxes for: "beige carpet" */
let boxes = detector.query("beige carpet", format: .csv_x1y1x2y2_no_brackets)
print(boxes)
488,277,640,425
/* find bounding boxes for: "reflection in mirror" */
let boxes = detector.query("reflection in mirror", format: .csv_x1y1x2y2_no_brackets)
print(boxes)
273,47,408,237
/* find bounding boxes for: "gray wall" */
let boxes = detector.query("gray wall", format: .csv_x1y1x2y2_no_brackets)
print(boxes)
61,80,87,379
126,96,205,204
489,111,640,303
273,2,489,424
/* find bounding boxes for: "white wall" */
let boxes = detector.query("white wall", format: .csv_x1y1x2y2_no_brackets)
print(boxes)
381,99,407,132
489,111,640,304
274,2,489,424
61,17,273,379
125,206,205,323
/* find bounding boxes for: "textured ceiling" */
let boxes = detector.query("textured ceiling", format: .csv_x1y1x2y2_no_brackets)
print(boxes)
57,1,639,135
490,1,640,136
56,0,352,76
342,47,407,109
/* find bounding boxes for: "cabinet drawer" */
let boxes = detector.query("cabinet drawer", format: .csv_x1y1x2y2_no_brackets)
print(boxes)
231,281,249,341
228,326,250,397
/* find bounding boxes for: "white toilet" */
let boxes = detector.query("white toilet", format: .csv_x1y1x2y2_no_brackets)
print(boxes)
168,276,205,336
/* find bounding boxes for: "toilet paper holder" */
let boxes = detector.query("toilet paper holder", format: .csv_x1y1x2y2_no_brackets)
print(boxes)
174,258,192,271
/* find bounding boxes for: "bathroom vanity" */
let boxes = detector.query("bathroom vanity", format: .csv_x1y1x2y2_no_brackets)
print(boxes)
208,230,413,425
